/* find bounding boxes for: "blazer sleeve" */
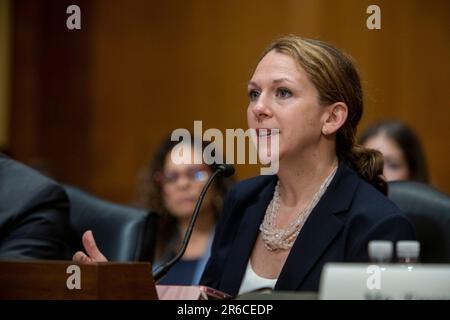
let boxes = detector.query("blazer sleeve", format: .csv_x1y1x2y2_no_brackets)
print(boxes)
0,182,71,260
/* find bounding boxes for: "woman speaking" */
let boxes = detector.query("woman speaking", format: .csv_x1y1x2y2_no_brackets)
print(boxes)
200,35,415,295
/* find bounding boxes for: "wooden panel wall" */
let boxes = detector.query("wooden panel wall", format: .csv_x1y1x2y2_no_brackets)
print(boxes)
0,0,11,148
9,0,450,203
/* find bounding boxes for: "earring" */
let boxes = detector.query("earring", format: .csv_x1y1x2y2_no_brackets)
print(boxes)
322,128,328,135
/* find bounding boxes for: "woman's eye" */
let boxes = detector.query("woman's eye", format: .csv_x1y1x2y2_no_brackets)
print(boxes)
248,89,260,101
385,161,402,170
276,88,292,98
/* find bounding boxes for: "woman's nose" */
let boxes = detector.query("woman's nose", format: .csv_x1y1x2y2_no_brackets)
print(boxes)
252,96,272,122
175,174,191,188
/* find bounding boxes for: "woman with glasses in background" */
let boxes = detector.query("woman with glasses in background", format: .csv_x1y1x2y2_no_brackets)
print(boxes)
143,135,231,285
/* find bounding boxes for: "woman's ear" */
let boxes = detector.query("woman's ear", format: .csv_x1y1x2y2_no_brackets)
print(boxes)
321,102,348,136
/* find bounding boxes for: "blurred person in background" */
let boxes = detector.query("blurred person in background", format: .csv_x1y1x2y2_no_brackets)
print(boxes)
74,135,231,285
359,120,429,183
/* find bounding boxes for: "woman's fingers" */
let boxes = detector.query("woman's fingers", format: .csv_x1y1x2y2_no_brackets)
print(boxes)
72,250,94,264
80,230,108,262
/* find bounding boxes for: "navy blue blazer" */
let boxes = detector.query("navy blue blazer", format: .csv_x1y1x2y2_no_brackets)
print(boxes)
200,163,416,296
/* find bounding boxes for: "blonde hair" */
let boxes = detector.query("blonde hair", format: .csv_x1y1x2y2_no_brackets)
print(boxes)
260,35,386,194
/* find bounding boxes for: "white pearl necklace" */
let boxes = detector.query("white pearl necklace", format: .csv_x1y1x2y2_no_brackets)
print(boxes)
259,166,338,251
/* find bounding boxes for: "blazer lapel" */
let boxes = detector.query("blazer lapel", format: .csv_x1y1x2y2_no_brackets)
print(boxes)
275,199,343,290
219,177,277,295
275,164,359,290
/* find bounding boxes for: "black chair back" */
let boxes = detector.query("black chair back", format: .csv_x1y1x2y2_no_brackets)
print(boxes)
388,181,450,263
64,186,158,262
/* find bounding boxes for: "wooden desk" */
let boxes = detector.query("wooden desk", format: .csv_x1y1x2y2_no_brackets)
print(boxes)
0,260,157,300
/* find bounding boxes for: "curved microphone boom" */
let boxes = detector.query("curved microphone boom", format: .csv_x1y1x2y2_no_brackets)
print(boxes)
152,164,234,282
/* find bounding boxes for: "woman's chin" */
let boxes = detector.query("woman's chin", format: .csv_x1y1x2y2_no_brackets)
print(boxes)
258,148,284,165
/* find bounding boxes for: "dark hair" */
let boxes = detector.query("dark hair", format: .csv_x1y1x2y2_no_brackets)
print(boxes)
138,133,231,261
263,35,387,194
359,120,429,183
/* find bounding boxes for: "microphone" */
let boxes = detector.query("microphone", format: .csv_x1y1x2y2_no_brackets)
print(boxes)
216,164,235,178
152,164,235,282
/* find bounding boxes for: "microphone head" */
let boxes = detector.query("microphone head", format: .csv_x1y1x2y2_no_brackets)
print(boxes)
217,164,235,177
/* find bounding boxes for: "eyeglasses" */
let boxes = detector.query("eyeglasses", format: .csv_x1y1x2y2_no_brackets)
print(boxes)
155,167,210,185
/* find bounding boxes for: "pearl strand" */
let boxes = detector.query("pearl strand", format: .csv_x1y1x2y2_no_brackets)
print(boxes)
259,166,338,251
